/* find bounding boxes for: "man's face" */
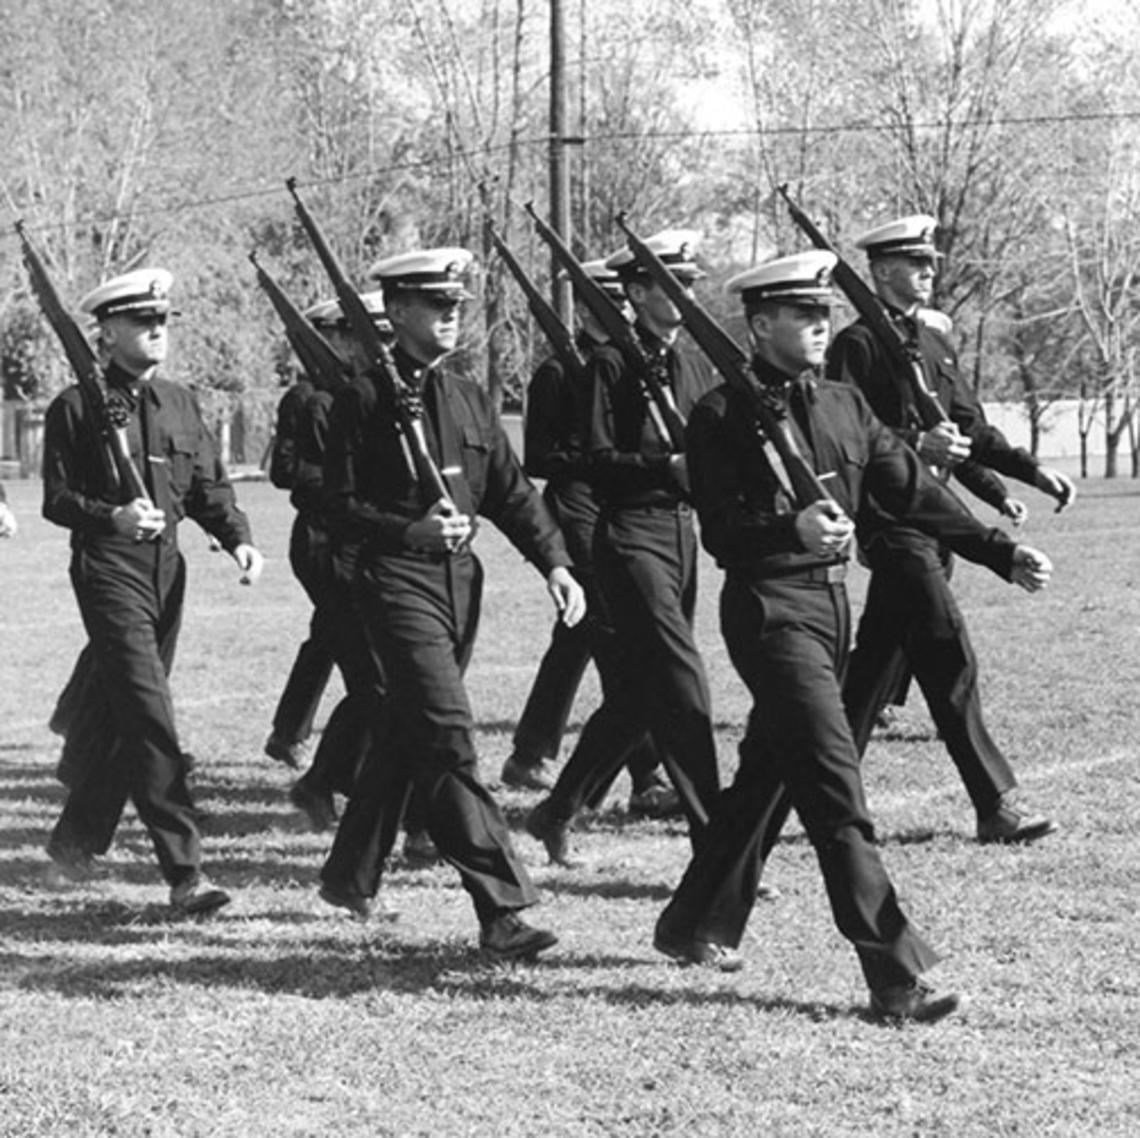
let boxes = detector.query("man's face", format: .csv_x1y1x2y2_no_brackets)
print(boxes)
628,278,689,338
389,292,463,364
874,254,936,309
577,297,630,344
102,312,169,375
750,302,831,374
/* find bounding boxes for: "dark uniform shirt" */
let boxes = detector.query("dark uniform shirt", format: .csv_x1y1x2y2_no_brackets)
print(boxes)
323,346,569,575
584,328,715,508
687,359,1017,581
826,312,1037,530
42,364,251,552
523,332,603,569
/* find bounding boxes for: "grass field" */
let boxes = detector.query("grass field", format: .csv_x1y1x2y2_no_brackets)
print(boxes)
1,473,1137,1137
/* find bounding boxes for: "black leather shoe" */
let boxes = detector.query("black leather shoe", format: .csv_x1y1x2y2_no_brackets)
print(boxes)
318,883,373,919
628,782,683,819
869,980,961,1024
44,845,99,886
170,876,231,917
976,794,1057,845
525,799,578,867
480,911,558,960
501,753,555,792
264,732,305,770
290,780,338,831
874,705,901,731
653,927,744,972
401,829,442,867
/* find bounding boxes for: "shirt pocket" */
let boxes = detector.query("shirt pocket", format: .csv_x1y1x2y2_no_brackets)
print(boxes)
458,423,491,503
164,429,199,497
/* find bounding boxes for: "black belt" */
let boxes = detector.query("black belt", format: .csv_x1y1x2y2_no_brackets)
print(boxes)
605,500,692,516
754,561,848,585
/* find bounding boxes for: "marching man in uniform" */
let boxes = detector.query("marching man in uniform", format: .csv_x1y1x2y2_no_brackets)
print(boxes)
41,268,262,915
828,215,1076,843
655,251,1054,1021
317,248,584,959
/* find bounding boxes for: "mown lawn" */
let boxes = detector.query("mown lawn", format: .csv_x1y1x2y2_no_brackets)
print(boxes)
1,473,1137,1137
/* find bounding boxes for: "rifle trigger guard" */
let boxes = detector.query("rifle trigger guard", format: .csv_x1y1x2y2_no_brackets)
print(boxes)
396,385,424,422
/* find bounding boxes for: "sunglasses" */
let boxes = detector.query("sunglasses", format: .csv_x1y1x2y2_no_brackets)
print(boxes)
125,312,170,328
419,295,463,312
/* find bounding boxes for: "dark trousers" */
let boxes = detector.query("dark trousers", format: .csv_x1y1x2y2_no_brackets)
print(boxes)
50,643,96,737
322,551,535,921
297,579,385,799
511,612,592,762
844,528,1016,814
554,505,718,840
50,542,201,886
270,515,334,745
52,644,114,788
657,575,940,992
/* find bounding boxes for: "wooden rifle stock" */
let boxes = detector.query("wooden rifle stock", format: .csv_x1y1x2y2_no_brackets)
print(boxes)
523,201,683,451
16,220,149,502
249,251,349,392
485,218,586,383
776,184,948,430
286,178,452,508
614,212,833,508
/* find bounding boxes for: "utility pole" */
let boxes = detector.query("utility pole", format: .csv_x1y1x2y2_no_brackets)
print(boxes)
550,0,572,322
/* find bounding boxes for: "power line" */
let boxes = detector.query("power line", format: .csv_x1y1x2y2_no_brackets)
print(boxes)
2,107,1139,246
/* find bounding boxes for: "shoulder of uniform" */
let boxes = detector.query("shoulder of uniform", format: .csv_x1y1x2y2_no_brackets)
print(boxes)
832,319,875,346
693,382,733,416
815,376,855,397
149,374,189,397
445,371,492,407
920,324,957,357
817,377,875,418
590,342,624,368
50,384,85,408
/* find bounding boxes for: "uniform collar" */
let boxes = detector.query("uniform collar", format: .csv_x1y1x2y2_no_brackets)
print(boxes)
104,361,163,408
392,343,438,391
633,321,673,358
750,354,816,398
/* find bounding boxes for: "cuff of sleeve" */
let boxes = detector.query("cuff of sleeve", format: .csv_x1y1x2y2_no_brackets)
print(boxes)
780,513,806,553
97,502,120,534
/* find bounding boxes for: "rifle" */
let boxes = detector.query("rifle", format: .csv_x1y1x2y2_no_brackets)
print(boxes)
484,217,586,383
286,177,452,508
523,201,683,452
249,250,349,392
776,184,948,429
613,212,833,508
16,220,149,502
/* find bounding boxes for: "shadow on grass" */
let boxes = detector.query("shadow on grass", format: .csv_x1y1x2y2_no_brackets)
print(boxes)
876,825,959,846
538,877,674,902
874,727,940,743
476,717,746,736
0,928,858,1022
